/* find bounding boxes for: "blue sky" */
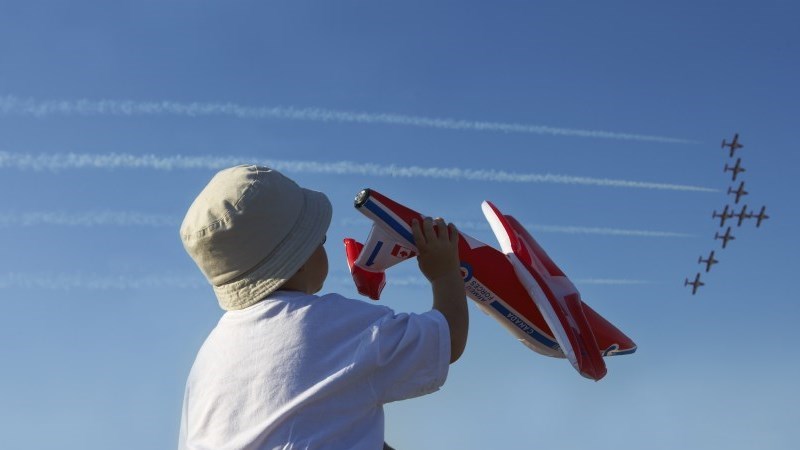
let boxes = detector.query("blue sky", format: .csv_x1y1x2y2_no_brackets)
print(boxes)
1,1,798,449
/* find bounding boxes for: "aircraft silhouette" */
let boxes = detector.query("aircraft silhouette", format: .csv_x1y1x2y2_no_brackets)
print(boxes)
714,227,735,249
752,206,769,227
712,205,734,227
698,251,719,273
684,273,704,295
721,133,743,157
733,204,751,227
727,181,748,204
724,158,746,181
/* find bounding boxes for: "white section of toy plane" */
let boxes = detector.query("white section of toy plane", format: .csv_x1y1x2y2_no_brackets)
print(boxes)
353,223,417,272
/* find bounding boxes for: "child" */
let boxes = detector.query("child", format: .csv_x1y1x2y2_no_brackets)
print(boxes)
178,165,468,449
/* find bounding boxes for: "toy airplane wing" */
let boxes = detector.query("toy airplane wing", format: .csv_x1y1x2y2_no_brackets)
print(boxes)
482,201,607,380
344,188,636,380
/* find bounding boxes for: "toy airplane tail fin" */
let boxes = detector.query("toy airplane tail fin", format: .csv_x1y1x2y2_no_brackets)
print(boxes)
343,238,386,300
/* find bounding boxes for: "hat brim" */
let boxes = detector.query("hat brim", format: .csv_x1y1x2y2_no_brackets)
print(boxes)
212,188,332,310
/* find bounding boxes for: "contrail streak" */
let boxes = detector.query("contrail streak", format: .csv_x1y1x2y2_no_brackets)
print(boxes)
451,220,697,238
0,273,207,290
0,151,718,192
332,275,650,287
0,211,693,239
0,95,697,144
0,211,179,227
0,272,648,291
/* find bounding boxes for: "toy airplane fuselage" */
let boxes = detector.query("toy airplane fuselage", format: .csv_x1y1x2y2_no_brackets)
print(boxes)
343,189,636,381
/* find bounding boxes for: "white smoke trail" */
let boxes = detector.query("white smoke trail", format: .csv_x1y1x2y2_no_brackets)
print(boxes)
0,211,693,240
340,217,696,238
0,272,649,290
0,95,697,144
332,274,650,287
0,151,718,192
453,220,696,238
0,211,179,227
0,273,206,290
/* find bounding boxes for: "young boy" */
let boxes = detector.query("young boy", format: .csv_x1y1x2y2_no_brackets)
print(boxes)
178,165,468,449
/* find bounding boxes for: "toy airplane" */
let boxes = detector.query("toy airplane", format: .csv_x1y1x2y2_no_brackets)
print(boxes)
343,188,636,381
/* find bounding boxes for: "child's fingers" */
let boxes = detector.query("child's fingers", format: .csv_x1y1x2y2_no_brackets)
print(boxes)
422,217,436,242
448,223,459,245
412,218,425,247
433,218,447,240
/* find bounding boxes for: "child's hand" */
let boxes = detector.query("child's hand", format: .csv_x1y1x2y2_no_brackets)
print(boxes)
411,217,460,282
413,216,469,363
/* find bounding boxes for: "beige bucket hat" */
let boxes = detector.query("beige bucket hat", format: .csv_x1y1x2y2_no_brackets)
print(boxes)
180,165,332,310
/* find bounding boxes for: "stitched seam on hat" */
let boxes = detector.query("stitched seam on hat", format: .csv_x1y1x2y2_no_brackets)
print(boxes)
218,195,309,286
182,176,259,240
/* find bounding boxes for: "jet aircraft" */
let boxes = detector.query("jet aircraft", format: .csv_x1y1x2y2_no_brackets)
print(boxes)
714,227,735,249
685,273,704,295
724,158,746,181
727,181,748,204
698,251,719,273
733,204,751,227
712,205,734,227
721,133,743,157
752,206,769,227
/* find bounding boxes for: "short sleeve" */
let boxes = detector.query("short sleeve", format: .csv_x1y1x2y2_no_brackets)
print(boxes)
367,309,450,404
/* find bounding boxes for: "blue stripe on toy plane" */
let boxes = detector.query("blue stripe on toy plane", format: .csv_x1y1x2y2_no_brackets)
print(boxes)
603,345,637,356
363,198,415,244
489,300,559,349
365,241,383,267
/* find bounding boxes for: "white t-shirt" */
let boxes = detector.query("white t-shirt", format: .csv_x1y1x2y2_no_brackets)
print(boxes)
179,290,450,450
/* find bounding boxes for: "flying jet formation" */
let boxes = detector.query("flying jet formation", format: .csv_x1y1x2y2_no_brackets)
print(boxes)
684,273,704,295
688,134,769,295
752,206,769,227
712,205,734,227
724,158,746,181
714,227,735,249
721,133,743,157
727,181,748,204
698,251,719,272
733,204,751,227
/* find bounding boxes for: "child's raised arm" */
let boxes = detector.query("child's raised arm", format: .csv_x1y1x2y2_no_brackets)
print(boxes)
412,217,469,363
